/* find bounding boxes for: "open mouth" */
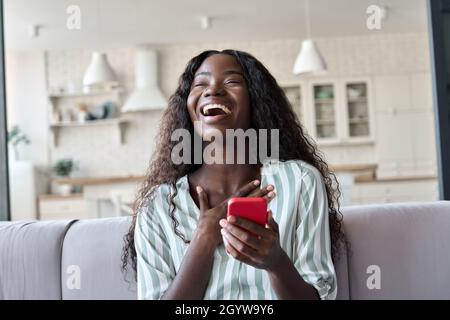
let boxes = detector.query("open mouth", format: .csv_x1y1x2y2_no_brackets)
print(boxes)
201,104,232,116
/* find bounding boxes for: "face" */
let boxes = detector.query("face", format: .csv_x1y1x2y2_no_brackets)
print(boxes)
187,54,251,139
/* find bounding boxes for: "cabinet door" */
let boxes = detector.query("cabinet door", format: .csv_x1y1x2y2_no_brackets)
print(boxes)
39,197,88,220
345,82,370,138
281,85,302,121
312,83,337,139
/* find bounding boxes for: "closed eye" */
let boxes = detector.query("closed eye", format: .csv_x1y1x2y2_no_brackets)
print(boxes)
225,80,241,85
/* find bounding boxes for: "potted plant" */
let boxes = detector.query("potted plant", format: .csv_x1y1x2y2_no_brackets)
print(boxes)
52,158,78,196
7,125,30,162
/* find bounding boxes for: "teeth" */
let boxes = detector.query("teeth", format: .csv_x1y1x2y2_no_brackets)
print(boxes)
203,104,231,115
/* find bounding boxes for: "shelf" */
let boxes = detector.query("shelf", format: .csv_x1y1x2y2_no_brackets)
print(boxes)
52,175,144,186
347,98,367,103
316,120,336,125
314,99,334,104
349,117,369,124
48,88,123,99
50,118,128,147
38,193,84,200
50,118,126,128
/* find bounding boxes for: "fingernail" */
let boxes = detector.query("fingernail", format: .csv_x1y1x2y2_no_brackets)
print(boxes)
220,228,226,235
268,191,275,197
219,219,227,227
266,185,274,191
196,186,203,193
253,180,260,186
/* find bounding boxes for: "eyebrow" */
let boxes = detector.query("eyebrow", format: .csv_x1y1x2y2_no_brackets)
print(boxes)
194,70,244,77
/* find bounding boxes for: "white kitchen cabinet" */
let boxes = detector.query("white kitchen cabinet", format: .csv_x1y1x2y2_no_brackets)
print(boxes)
281,78,374,146
373,73,436,178
38,194,88,220
373,75,410,113
351,177,438,205
305,78,374,145
280,83,303,122
310,81,338,142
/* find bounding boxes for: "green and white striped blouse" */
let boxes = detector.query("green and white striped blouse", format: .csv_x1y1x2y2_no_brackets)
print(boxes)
134,159,337,300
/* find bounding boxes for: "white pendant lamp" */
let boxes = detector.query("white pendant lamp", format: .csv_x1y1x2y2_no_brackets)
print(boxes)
122,49,167,112
292,0,327,75
83,52,118,88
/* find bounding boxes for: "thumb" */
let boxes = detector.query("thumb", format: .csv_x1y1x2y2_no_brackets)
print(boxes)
196,186,210,212
266,210,279,232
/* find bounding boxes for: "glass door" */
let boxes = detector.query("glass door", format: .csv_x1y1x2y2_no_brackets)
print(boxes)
313,84,336,139
282,85,302,121
346,82,370,137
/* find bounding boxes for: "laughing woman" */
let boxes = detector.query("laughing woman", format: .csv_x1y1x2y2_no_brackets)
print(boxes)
122,50,345,300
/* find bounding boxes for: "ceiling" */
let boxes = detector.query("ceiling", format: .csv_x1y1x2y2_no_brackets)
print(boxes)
4,0,428,51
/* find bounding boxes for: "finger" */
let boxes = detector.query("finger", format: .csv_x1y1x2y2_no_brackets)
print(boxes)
266,210,279,232
220,219,260,250
227,215,271,239
221,228,260,260
247,184,274,197
196,186,210,212
222,231,230,251
233,179,261,198
218,179,260,208
262,191,276,203
247,186,277,203
224,242,257,267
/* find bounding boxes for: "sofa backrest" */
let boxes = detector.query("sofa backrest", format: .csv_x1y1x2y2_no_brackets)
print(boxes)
61,217,136,299
0,220,76,299
342,201,450,299
1,201,450,300
60,217,350,300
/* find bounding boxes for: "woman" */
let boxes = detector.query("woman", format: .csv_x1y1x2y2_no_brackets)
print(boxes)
122,49,344,300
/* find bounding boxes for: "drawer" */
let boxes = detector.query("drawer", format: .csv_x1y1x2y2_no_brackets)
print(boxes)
39,197,88,220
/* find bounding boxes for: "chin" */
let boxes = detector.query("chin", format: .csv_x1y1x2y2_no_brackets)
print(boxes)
201,125,227,141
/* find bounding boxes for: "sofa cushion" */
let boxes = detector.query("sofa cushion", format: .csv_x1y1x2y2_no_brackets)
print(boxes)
342,201,450,299
61,217,137,299
0,220,76,299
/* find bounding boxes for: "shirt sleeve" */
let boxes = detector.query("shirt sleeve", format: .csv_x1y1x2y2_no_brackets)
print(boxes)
134,198,176,300
293,165,338,300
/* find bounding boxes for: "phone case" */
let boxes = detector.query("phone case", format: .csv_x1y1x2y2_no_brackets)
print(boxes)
227,197,268,226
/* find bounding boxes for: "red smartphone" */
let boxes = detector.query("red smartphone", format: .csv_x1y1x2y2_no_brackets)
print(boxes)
227,197,268,227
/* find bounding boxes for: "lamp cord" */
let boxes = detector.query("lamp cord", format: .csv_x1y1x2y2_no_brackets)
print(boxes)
305,0,311,39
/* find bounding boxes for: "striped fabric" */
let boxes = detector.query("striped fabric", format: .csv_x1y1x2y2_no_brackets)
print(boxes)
134,159,337,300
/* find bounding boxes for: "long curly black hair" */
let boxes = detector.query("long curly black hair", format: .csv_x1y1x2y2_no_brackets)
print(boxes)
122,49,345,275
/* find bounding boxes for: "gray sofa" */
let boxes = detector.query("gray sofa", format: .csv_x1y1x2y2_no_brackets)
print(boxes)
1,201,450,300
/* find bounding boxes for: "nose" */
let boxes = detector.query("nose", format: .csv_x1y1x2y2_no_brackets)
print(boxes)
203,82,225,97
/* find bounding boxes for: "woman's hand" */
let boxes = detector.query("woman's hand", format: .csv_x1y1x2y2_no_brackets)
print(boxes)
219,210,284,271
195,180,276,247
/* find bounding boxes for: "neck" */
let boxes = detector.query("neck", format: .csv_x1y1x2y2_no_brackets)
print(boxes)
196,140,261,195
199,163,261,195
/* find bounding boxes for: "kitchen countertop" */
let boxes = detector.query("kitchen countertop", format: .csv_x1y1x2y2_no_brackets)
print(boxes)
52,164,380,186
52,164,436,186
53,175,144,185
38,193,84,200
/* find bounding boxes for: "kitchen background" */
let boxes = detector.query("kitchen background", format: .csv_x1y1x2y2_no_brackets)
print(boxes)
4,0,436,221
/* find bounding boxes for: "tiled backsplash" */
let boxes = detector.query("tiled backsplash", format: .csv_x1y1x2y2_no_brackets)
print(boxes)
46,33,434,178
